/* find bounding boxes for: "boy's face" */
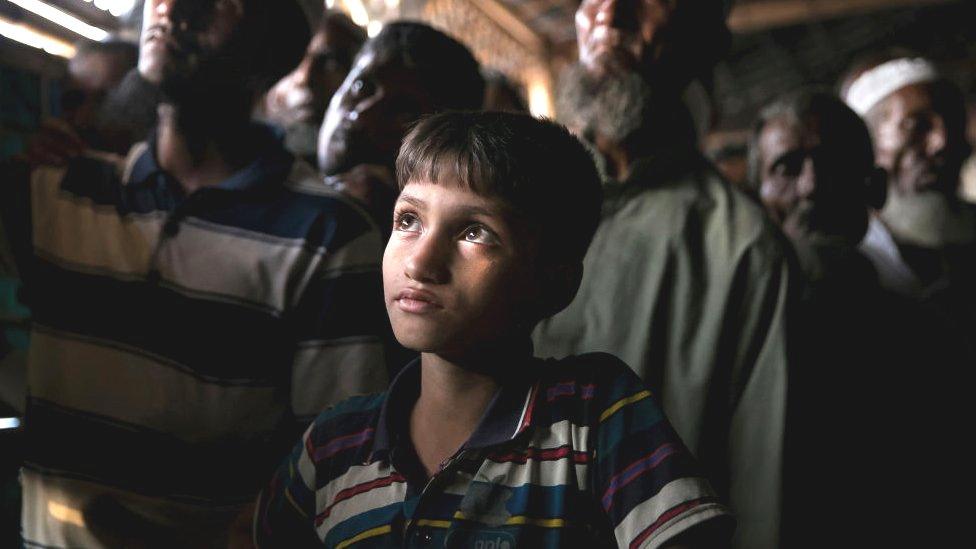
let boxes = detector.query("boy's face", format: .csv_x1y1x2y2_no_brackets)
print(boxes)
383,181,540,359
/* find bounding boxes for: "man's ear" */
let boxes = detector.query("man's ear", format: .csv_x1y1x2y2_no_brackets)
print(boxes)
865,166,888,210
537,262,584,319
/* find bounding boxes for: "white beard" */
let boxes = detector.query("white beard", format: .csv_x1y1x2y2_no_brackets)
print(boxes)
879,188,976,247
282,122,320,161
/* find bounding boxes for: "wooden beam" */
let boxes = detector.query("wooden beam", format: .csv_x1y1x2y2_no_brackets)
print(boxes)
469,0,547,53
729,0,958,33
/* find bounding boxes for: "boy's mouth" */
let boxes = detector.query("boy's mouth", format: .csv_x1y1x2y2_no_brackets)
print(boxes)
394,288,443,314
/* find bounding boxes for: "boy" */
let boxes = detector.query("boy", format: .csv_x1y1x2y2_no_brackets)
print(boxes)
254,112,732,548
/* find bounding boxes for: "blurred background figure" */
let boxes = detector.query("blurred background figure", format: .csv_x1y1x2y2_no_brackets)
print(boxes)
260,9,365,164
751,89,967,546
482,69,528,113
842,51,975,360
61,40,137,145
317,21,484,231
752,90,886,271
533,2,793,548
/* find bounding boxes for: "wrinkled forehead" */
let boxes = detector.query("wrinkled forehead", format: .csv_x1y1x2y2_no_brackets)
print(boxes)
759,117,804,161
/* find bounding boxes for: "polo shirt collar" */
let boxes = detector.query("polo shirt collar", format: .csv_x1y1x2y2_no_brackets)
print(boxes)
371,356,541,462
124,123,293,192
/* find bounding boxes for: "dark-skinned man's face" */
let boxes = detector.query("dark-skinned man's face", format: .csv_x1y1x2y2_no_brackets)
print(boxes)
138,0,244,96
576,0,677,79
264,17,362,129
317,49,436,176
758,114,874,246
868,83,971,197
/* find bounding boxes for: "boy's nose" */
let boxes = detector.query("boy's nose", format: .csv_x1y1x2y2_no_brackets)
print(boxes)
404,235,450,285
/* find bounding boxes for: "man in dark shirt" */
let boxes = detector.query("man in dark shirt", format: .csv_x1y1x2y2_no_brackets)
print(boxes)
1,1,393,546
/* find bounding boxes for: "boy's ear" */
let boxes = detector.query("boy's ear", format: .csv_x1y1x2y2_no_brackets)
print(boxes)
537,262,584,319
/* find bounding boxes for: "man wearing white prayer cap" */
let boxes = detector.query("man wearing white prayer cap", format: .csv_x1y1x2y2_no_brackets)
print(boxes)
841,48,975,361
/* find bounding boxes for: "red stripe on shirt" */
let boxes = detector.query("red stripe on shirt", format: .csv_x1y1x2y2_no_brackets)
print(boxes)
629,497,713,549
314,471,407,526
489,445,591,464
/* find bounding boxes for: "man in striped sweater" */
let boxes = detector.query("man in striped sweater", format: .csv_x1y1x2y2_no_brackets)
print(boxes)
255,112,732,548
1,0,396,546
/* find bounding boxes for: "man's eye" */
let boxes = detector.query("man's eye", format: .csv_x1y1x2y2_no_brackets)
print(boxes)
394,212,421,233
462,225,498,245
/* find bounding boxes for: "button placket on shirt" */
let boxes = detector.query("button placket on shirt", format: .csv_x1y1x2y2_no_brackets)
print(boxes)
145,190,211,285
402,450,475,547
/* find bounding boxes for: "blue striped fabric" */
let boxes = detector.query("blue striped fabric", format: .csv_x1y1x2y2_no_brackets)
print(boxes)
1,126,394,548
256,354,731,548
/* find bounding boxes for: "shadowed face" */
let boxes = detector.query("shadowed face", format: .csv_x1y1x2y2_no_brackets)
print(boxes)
576,0,677,78
758,114,874,246
264,16,363,129
869,83,971,197
138,0,244,94
318,50,436,175
383,181,540,359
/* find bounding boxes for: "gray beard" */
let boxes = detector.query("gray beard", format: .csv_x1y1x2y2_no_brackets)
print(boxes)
556,63,652,144
281,122,319,161
879,188,976,247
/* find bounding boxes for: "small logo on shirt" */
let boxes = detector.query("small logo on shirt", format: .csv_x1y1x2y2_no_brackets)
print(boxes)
446,530,516,549
473,535,514,549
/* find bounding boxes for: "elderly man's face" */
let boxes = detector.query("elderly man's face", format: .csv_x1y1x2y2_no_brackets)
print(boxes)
317,50,436,176
264,18,362,128
576,0,677,77
759,114,872,245
138,0,244,87
869,83,971,197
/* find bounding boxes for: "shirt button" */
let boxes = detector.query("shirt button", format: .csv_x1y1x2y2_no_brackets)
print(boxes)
414,528,433,544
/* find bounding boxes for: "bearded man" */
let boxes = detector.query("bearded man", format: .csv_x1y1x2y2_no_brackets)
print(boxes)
533,2,796,547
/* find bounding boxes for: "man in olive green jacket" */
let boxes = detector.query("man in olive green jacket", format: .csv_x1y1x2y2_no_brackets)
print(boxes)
534,2,795,548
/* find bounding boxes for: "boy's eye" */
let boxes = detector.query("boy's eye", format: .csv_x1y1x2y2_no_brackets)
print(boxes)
394,212,421,233
462,224,498,245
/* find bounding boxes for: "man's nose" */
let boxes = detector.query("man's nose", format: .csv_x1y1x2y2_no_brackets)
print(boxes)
291,55,314,87
594,0,639,30
925,115,948,158
796,157,819,200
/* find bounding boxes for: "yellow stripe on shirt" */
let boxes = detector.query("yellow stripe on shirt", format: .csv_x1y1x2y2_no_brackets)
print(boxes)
335,524,392,549
599,390,652,423
454,511,567,528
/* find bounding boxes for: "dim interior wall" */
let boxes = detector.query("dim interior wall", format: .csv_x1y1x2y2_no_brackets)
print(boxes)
0,37,66,159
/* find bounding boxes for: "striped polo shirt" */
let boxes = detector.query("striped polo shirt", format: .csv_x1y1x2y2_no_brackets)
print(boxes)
255,353,731,548
1,125,394,547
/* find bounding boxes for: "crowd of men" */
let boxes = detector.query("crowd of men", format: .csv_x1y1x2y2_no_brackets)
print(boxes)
0,0,972,547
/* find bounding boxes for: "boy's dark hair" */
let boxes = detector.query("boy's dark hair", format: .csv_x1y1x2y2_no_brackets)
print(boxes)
396,111,603,266
361,22,485,112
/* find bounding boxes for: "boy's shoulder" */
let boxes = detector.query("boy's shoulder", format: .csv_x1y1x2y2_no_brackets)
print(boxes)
533,352,645,395
308,392,387,431
304,392,388,452
530,352,659,426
